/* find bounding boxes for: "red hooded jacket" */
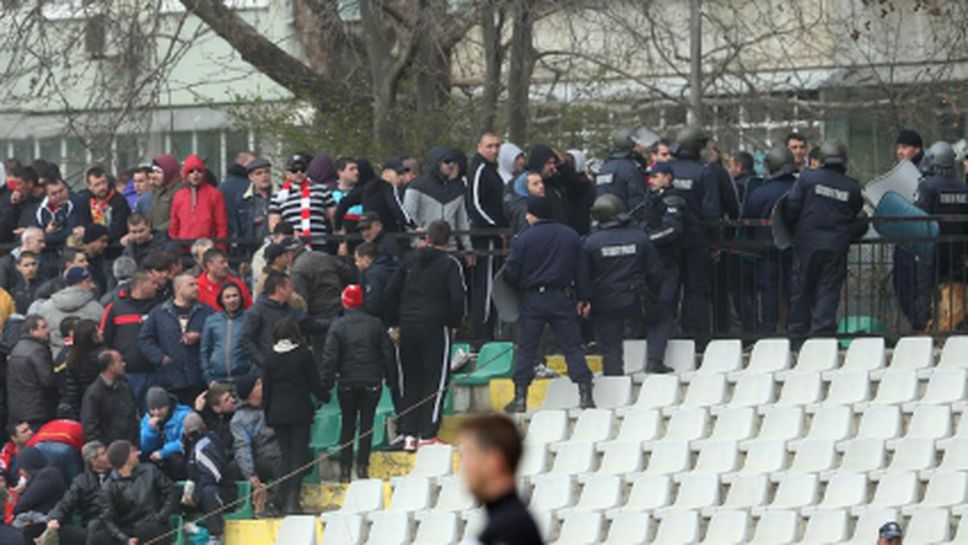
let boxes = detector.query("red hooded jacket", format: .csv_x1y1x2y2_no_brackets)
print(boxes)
169,154,228,241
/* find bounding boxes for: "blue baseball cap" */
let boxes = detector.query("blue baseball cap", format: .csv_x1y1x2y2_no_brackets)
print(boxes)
647,162,674,177
879,521,902,540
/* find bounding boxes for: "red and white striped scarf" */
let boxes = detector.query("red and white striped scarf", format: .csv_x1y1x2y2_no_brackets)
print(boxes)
280,177,313,239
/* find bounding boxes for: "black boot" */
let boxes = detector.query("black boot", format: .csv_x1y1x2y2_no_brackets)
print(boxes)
578,382,596,409
504,385,528,413
646,359,674,374
357,464,369,480
339,466,351,484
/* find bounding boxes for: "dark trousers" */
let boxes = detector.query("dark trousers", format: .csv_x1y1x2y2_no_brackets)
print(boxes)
337,384,381,470
398,323,451,439
893,247,933,331
89,520,170,545
647,263,680,363
55,522,91,545
679,245,711,344
470,238,500,340
789,249,847,340
514,291,592,388
193,484,236,537
757,251,792,334
274,424,310,512
714,252,756,334
170,386,204,408
593,307,639,376
154,452,187,482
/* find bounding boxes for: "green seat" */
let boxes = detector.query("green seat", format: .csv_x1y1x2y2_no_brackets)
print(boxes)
453,342,515,385
837,316,889,348
224,481,254,520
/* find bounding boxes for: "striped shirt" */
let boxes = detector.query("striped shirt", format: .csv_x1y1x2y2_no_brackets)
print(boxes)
269,179,335,246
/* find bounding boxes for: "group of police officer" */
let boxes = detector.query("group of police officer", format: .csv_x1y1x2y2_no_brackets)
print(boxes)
501,124,968,413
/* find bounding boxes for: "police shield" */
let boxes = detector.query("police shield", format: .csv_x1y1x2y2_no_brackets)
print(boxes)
863,159,921,206
491,266,520,323
771,193,794,250
873,191,939,262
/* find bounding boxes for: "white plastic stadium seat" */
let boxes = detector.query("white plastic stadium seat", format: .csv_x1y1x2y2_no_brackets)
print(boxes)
433,476,476,512
688,339,742,378
601,513,652,545
563,409,614,444
548,441,596,477
618,375,679,415
461,510,485,542
592,376,633,410
886,336,933,372
608,475,672,515
831,438,886,477
320,513,364,545
747,510,799,545
526,410,569,445
518,443,549,480
588,441,644,478
730,338,791,380
805,472,867,513
902,470,968,514
547,511,602,545
753,472,818,513
742,406,805,447
529,474,574,513
853,471,918,514
411,512,458,545
786,338,839,375
904,368,967,412
938,336,968,369
935,439,968,473
693,407,755,448
772,371,823,409
642,441,691,476
656,407,709,444
813,370,870,408
363,512,410,545
650,509,700,544
905,507,952,545
558,475,622,517
899,404,952,444
623,340,647,375
698,510,750,545
875,438,935,476
844,508,898,545
831,337,885,376
794,405,852,445
321,479,384,521
718,373,773,411
541,378,580,410
602,409,661,447
851,404,902,442
405,444,452,480
673,373,727,412
656,473,720,514
686,440,740,478
782,439,837,476
708,473,769,514
274,515,317,545
384,477,431,513
726,439,787,481
798,509,848,544
860,369,918,408
664,339,697,373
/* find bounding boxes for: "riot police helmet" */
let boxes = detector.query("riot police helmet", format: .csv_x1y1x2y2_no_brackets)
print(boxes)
925,140,956,170
819,140,849,168
630,126,661,150
674,126,709,157
591,193,626,223
765,146,796,176
611,128,636,155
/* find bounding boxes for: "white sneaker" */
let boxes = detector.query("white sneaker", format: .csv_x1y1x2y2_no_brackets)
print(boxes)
403,435,418,452
534,363,559,379
450,348,473,372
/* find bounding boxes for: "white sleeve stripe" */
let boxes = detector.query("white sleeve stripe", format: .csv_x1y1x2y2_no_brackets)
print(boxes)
472,164,497,226
196,448,222,483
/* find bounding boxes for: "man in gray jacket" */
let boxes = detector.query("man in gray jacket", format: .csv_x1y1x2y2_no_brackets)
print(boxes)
230,375,281,514
403,146,474,259
36,267,104,352
7,315,55,429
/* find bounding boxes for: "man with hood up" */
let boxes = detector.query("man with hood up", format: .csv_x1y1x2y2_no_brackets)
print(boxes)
138,154,182,234
497,142,525,184
169,154,228,244
37,267,104,352
403,146,474,255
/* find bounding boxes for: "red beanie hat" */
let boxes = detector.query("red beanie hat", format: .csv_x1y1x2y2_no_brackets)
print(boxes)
342,284,363,309
181,154,206,179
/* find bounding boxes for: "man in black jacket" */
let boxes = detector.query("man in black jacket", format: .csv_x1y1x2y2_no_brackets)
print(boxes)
13,446,66,541
46,440,112,545
80,350,140,447
384,220,465,450
354,241,396,322
321,284,397,481
467,133,507,340
7,315,55,429
96,440,177,545
100,270,158,409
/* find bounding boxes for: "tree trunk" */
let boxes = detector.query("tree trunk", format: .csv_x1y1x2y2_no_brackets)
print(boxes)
688,0,704,126
479,0,505,134
507,0,536,145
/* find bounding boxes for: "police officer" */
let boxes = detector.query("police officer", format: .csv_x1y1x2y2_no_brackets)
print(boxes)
743,146,797,333
642,162,684,373
595,126,659,222
916,141,968,286
783,141,864,344
582,194,662,376
670,126,722,345
503,197,594,413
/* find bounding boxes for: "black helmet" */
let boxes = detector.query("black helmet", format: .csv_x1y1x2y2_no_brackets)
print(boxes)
674,126,709,157
630,126,660,150
765,146,796,176
819,140,848,168
924,141,956,170
612,128,636,155
591,194,625,223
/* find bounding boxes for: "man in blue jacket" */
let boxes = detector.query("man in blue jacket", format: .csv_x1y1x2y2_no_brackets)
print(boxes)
139,273,213,405
140,386,192,481
183,412,236,544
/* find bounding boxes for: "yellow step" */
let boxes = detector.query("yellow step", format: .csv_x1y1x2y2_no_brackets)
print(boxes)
226,519,312,545
545,354,603,375
488,378,553,411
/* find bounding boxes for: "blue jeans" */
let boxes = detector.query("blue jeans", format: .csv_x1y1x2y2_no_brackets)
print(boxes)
34,441,82,484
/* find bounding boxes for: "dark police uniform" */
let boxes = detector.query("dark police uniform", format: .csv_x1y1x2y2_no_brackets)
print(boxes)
596,153,648,221
478,491,543,545
582,218,662,375
784,165,863,340
643,187,686,365
670,155,722,344
743,172,796,333
504,219,592,389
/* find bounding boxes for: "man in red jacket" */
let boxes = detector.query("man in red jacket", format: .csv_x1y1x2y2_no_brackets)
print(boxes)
168,154,228,246
197,247,252,311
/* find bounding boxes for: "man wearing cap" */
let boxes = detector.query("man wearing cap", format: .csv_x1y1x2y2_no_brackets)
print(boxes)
252,241,303,304
37,266,105,352
354,241,396,321
502,197,595,413
97,439,178,545
79,164,131,247
357,211,405,261
12,445,66,540
82,223,112,295
182,412,236,544
268,152,336,250
169,154,229,246
878,521,903,544
234,156,273,256
140,386,192,479
230,376,281,513
321,284,397,480
364,159,414,233
896,129,924,165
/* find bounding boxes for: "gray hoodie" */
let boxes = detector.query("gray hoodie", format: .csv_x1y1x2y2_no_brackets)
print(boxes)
230,403,282,479
37,285,105,351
